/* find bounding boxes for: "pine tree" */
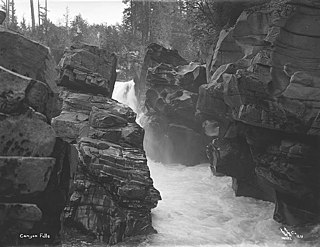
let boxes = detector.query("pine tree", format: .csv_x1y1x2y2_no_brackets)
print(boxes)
20,16,27,32
122,0,152,46
9,0,18,30
63,6,70,30
150,0,174,48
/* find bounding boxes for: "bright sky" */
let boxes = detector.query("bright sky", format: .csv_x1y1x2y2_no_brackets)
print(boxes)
13,0,126,26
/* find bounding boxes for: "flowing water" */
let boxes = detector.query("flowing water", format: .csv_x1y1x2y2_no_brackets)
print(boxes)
63,80,318,247
112,80,139,114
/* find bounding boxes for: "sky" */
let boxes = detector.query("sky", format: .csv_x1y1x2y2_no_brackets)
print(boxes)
13,0,126,26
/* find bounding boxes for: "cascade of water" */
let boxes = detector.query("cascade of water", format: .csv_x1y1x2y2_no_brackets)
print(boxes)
111,81,318,247
112,80,139,114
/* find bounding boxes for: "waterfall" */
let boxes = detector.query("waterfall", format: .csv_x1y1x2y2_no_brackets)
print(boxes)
112,80,139,114
111,81,317,247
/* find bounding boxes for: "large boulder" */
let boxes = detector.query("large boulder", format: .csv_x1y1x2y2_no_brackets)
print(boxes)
58,42,117,97
0,109,56,157
135,43,188,104
0,66,59,120
0,27,58,93
0,157,55,195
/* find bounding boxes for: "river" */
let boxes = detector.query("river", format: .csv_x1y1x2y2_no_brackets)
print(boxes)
63,80,318,247
113,80,320,247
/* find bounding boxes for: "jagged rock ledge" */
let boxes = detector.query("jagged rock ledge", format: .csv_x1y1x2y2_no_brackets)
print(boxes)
53,42,161,245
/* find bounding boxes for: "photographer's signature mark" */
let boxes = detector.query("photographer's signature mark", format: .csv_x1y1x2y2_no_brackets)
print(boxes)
280,227,303,241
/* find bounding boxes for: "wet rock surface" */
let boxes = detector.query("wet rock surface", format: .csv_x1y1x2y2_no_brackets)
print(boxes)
0,29,74,245
201,0,320,226
136,43,209,165
54,42,161,245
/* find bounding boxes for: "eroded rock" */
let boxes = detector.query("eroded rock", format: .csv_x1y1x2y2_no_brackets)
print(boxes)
53,42,161,244
58,43,117,97
137,44,209,165
201,0,320,226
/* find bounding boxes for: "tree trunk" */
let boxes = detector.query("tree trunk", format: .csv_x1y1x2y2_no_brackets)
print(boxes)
44,0,47,34
141,0,150,46
30,0,35,33
6,0,9,27
11,0,15,27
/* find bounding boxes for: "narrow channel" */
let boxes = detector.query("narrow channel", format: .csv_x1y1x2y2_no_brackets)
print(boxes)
112,80,315,247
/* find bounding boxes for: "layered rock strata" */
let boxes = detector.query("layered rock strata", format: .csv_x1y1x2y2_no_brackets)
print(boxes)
52,42,161,245
0,28,75,245
201,1,320,226
136,43,209,165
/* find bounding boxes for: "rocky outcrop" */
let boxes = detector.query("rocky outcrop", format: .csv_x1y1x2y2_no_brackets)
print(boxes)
58,42,117,97
53,42,161,245
201,0,320,226
0,28,75,245
136,43,209,165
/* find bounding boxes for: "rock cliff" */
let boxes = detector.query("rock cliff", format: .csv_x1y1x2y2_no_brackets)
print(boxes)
0,28,75,245
136,43,209,165
202,0,320,226
0,30,160,245
52,42,161,244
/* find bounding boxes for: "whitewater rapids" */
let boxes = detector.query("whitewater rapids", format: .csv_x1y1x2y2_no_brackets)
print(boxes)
111,80,316,247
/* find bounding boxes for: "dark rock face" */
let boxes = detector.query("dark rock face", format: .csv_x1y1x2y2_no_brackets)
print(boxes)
0,66,59,120
53,43,161,245
137,44,209,165
0,27,58,93
58,42,117,97
0,30,74,245
201,1,320,226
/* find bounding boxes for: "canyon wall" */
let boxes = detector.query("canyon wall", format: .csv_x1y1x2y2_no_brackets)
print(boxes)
201,0,320,226
52,42,161,245
136,43,209,165
0,27,74,245
0,28,161,245
136,0,320,227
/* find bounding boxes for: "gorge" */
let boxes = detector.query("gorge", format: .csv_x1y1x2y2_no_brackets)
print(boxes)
0,0,320,246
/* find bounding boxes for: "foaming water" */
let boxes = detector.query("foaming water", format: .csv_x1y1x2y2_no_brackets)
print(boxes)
112,80,139,113
134,160,315,247
110,81,318,247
